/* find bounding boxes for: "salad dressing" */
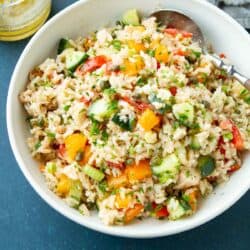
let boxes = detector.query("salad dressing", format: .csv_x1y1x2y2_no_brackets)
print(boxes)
0,0,51,41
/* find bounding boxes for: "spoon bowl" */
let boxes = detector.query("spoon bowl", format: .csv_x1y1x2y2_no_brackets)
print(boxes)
150,9,250,89
150,10,205,47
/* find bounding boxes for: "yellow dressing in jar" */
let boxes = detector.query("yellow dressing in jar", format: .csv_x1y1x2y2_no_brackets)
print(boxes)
0,0,51,41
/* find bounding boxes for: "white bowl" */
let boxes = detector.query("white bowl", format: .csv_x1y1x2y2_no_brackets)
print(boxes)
7,0,250,238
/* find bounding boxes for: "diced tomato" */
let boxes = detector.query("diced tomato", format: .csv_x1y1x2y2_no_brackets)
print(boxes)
77,55,108,74
106,161,124,169
181,31,193,38
173,49,186,56
58,144,66,157
152,202,169,218
80,96,91,105
220,120,244,150
219,53,226,59
165,28,192,38
157,61,161,69
120,96,152,112
227,164,240,174
169,86,177,96
165,28,178,36
156,206,169,218
232,124,244,150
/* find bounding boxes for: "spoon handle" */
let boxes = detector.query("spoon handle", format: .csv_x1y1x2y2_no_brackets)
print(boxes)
208,54,250,90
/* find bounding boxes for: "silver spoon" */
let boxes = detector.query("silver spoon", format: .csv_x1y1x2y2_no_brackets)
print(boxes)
150,10,250,90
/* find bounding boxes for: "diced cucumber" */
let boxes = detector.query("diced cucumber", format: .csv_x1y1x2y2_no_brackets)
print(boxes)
69,180,82,202
64,48,89,72
152,154,180,175
176,146,187,164
173,102,194,126
152,154,180,185
167,197,186,220
45,162,57,174
122,9,140,26
83,165,105,182
57,38,72,54
88,98,118,122
197,155,215,177
148,93,172,114
190,135,201,150
112,112,136,131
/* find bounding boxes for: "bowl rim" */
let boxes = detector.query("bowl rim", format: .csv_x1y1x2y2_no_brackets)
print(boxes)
6,0,250,238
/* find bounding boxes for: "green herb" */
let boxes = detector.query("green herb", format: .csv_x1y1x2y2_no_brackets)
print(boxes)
37,117,45,127
90,120,100,136
112,113,136,131
101,130,109,142
136,77,148,86
145,203,153,212
125,158,134,165
103,88,116,97
46,131,55,139
146,49,155,57
35,141,41,150
98,181,107,193
180,198,191,211
111,40,122,50
63,105,71,111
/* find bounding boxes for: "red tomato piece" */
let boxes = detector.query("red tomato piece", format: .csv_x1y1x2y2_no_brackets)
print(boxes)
165,28,178,36
232,124,244,150
219,53,226,59
106,161,125,169
227,164,240,174
181,31,193,38
156,206,169,218
80,96,91,105
77,55,108,74
169,86,177,96
121,96,152,112
173,49,186,56
220,120,244,150
58,144,66,157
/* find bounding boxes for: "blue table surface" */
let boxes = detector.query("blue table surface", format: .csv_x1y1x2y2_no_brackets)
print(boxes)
1,1,250,249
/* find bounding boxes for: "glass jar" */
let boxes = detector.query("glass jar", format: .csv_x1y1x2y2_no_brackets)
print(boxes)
0,0,51,41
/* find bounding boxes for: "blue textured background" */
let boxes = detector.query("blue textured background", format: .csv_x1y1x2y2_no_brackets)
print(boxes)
0,1,249,249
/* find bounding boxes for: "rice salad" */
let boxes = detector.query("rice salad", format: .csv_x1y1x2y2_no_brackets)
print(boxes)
20,9,250,225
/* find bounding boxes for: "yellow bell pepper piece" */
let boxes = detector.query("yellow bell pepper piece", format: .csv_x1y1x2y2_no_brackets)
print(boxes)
127,40,145,53
115,194,132,209
138,109,160,131
65,133,87,162
107,172,128,188
125,160,152,183
123,56,144,76
149,39,160,49
125,203,144,223
56,174,71,197
155,44,169,63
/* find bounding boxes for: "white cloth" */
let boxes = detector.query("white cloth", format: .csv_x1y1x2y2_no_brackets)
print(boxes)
208,0,250,29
